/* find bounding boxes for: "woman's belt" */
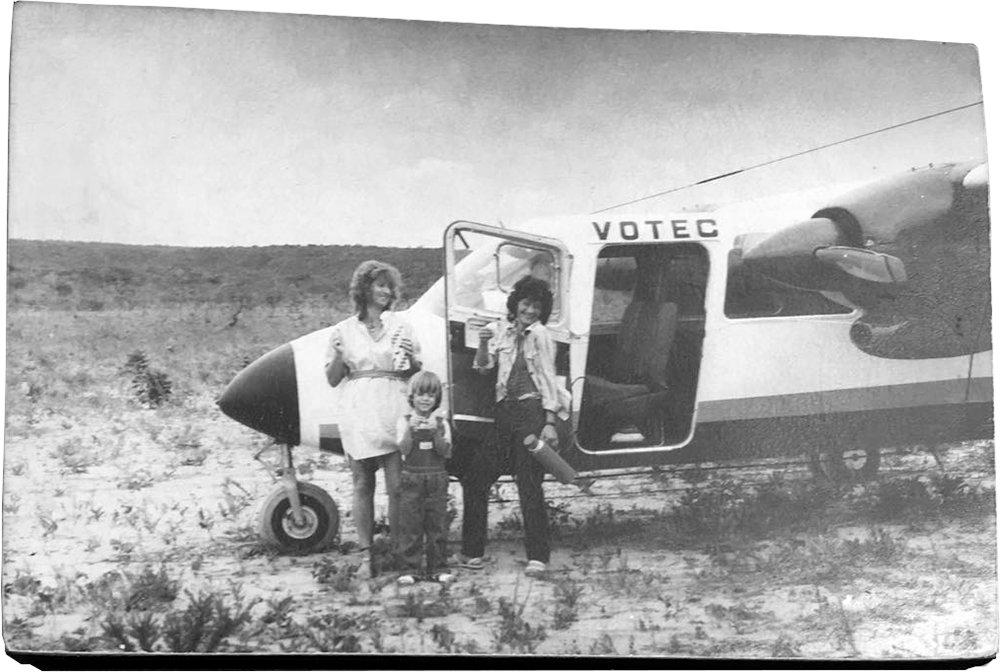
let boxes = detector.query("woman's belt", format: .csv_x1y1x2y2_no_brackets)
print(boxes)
347,370,408,381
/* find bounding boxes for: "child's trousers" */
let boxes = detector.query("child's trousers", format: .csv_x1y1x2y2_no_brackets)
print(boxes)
398,470,450,574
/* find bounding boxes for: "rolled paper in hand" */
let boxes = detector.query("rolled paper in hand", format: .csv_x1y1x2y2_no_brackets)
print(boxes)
390,326,409,371
524,434,577,485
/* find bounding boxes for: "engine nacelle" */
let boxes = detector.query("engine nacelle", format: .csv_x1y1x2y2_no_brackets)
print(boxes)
850,315,982,360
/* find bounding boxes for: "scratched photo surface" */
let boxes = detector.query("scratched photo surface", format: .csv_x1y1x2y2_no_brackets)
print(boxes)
4,3,995,661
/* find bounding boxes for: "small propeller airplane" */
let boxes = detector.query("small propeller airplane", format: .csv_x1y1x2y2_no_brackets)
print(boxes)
218,156,991,554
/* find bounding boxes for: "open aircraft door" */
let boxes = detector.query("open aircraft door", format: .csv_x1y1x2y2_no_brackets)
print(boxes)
443,221,573,445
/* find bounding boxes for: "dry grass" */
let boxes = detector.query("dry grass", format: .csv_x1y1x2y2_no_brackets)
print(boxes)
3,304,997,658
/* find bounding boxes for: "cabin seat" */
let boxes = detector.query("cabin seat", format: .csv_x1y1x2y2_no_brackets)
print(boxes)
580,289,678,446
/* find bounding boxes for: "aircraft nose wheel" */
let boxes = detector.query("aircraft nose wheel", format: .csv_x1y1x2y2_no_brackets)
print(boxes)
258,481,340,554
808,446,881,483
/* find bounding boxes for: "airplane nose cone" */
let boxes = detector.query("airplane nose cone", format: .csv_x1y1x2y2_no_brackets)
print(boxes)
217,343,300,445
742,217,853,290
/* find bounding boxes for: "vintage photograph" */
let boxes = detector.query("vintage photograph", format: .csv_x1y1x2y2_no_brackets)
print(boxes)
4,2,995,661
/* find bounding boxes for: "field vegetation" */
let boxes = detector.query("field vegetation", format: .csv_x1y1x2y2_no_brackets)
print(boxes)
3,240,996,659
8,239,442,312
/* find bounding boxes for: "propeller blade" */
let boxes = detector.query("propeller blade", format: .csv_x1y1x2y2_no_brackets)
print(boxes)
742,217,849,263
740,217,852,289
814,246,907,283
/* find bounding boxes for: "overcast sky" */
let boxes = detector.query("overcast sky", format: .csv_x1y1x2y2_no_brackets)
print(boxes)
6,2,994,248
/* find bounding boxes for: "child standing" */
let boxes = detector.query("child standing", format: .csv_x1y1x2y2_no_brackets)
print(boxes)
396,370,454,584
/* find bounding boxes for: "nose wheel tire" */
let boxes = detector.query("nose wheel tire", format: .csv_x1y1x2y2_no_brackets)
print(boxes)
809,447,881,483
258,482,340,555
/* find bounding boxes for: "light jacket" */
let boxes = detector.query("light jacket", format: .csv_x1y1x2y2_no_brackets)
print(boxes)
474,321,570,419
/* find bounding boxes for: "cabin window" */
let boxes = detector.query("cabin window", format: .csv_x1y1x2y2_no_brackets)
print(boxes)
724,236,852,319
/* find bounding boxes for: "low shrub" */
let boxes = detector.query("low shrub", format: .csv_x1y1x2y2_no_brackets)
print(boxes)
279,613,378,653
123,351,173,408
493,596,547,654
99,584,258,652
551,579,584,629
312,557,359,592
852,474,996,523
842,527,906,563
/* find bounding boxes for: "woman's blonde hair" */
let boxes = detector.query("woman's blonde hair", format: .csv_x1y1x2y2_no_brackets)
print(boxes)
349,260,403,319
407,370,443,411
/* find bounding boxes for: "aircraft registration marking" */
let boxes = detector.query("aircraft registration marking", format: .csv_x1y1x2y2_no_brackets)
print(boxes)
592,218,719,242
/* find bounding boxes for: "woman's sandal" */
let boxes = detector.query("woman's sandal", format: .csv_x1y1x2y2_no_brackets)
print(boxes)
456,556,487,570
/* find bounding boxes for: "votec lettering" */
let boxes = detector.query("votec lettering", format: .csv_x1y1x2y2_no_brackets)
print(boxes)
592,219,718,241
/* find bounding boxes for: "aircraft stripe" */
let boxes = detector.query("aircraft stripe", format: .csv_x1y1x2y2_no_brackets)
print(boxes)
697,377,992,422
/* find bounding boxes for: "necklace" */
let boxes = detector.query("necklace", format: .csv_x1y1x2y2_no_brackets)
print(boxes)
364,316,383,336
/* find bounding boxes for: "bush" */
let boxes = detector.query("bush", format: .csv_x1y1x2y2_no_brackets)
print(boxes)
551,580,584,629
280,613,377,653
671,474,837,542
672,479,754,538
99,585,258,653
311,557,359,592
856,477,938,521
493,597,547,654
123,351,173,408
50,439,102,474
124,565,181,611
842,527,906,562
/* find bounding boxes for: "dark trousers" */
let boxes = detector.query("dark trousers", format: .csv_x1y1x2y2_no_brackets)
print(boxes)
398,470,450,574
460,398,551,563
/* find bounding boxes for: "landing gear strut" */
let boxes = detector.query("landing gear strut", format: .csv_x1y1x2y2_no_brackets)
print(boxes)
258,444,340,554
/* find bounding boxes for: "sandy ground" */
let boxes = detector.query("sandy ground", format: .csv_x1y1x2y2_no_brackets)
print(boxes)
2,391,996,659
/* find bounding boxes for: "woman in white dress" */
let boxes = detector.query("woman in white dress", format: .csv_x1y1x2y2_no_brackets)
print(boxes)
325,261,420,557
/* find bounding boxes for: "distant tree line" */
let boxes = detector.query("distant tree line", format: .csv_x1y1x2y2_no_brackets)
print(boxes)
7,240,443,311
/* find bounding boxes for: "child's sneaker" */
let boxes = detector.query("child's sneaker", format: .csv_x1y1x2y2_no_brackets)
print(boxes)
435,572,456,584
397,574,416,585
524,560,546,576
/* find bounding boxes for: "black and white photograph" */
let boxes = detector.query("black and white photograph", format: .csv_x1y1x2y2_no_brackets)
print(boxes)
3,1,996,662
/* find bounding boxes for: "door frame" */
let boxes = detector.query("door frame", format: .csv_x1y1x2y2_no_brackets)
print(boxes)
443,220,573,425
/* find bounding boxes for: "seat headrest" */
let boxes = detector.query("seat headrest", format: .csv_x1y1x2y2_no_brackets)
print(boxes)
613,301,678,388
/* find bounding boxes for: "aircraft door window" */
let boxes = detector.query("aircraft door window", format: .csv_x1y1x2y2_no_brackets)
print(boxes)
444,223,567,433
579,243,708,452
448,232,561,321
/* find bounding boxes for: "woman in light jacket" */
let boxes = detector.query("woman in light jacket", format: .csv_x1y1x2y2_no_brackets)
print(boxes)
463,275,560,575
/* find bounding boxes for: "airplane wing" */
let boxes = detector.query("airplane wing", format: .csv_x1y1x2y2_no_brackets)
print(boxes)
741,161,990,359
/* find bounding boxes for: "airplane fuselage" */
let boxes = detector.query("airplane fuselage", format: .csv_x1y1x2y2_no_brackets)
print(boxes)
217,162,992,476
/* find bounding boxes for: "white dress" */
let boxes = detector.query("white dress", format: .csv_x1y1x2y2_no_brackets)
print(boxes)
326,312,420,460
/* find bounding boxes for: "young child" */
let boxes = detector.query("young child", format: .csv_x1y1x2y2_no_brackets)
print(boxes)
395,370,454,584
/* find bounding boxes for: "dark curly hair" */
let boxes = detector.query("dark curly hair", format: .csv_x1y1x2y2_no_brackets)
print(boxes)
506,275,553,325
349,260,403,319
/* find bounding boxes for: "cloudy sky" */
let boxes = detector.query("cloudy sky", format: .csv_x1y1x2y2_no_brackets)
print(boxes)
6,2,994,247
